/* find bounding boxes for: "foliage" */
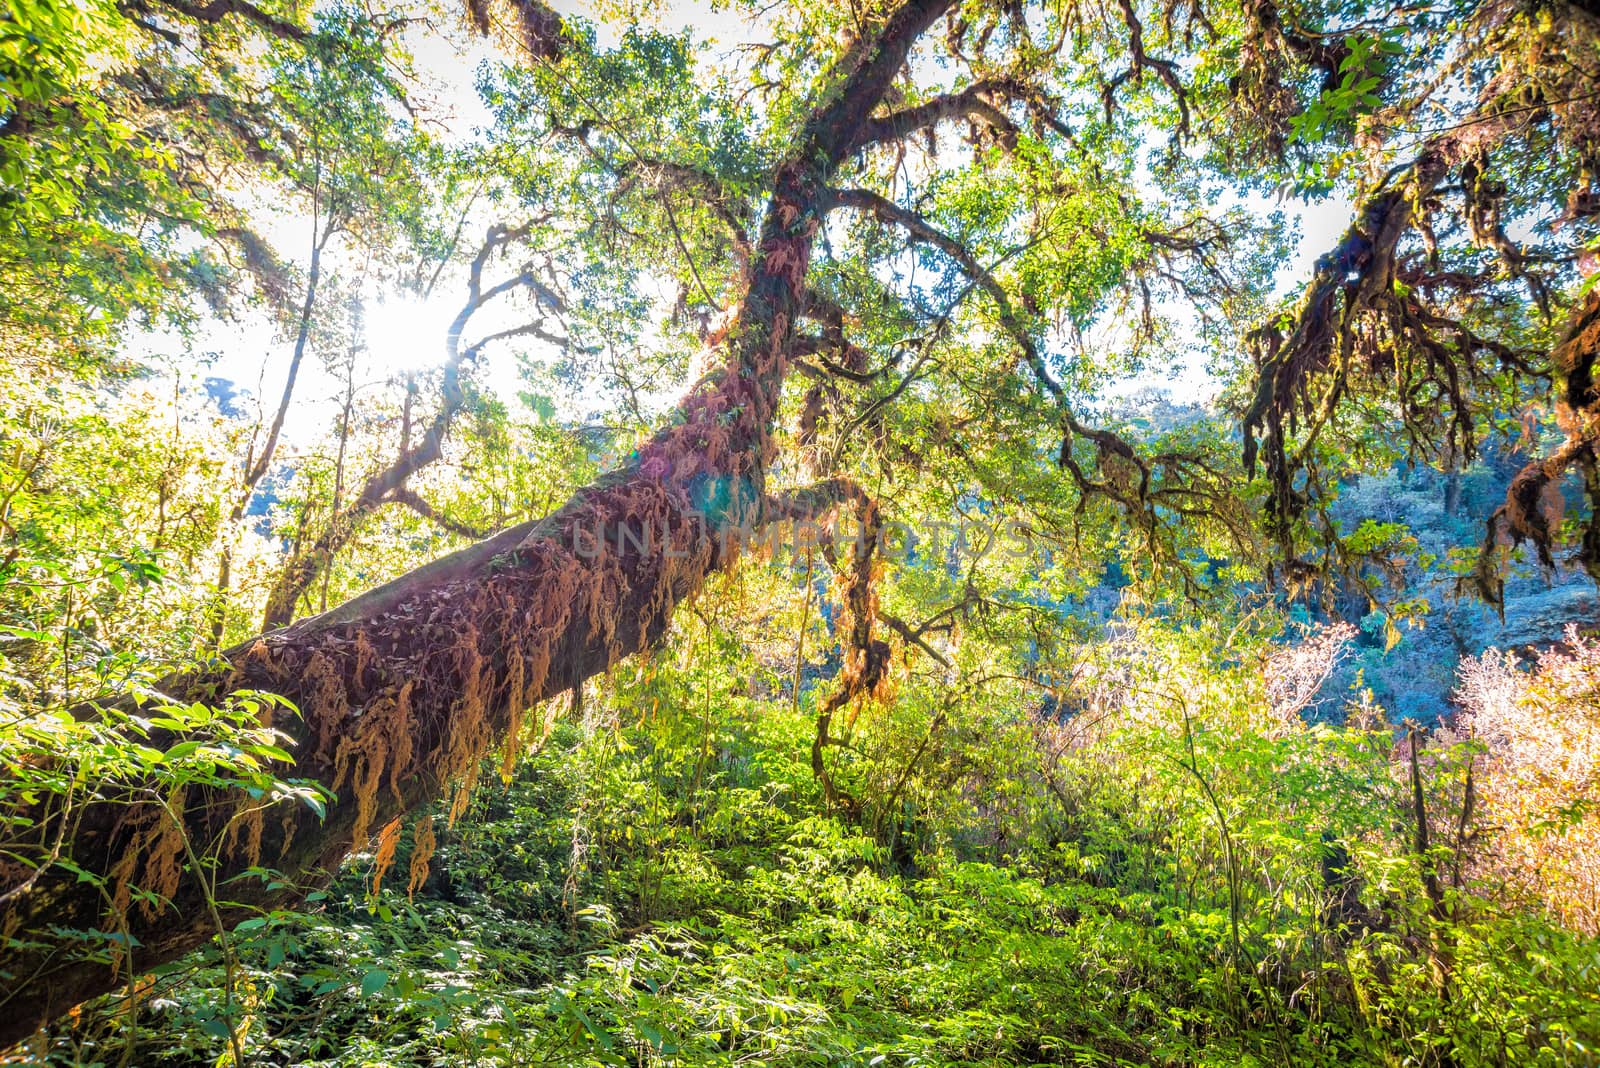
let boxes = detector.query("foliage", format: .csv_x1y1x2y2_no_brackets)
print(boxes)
3,0,1600,1063
1456,630,1600,936
26,607,1599,1067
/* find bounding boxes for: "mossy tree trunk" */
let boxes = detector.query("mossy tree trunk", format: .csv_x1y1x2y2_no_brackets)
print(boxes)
0,0,954,1047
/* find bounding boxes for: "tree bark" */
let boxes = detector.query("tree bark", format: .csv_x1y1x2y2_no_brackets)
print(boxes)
0,0,953,1048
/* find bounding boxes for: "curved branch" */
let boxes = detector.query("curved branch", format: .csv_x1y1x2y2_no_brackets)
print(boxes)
852,78,1020,151
391,487,492,540
759,478,886,817
616,157,754,265
1241,74,1558,567
140,0,308,39
1102,0,1190,137
261,223,561,628
825,186,1151,499
1470,288,1600,610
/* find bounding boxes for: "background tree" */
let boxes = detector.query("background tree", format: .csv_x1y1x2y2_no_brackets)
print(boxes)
1,0,312,373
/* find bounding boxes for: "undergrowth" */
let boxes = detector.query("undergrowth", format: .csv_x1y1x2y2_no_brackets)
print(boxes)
32,620,1600,1068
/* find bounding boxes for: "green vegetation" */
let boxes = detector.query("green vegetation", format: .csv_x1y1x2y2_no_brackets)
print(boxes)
2,0,1598,1064
32,615,1600,1066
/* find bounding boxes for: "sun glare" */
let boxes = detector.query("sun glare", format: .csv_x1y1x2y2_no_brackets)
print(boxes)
364,294,458,373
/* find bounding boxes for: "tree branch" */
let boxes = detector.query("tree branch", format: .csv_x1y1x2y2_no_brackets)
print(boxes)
852,78,1021,151
391,486,492,540
262,222,560,627
617,157,754,265
145,0,308,40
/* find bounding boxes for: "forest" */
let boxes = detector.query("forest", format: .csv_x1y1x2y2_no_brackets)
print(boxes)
1,0,1599,1063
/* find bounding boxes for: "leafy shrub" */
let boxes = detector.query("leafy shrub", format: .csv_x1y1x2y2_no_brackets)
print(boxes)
1457,629,1600,935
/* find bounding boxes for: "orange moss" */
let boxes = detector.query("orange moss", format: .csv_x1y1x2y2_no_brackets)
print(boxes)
443,623,492,825
302,651,349,758
221,804,266,872
502,647,525,785
369,817,401,898
106,787,188,925
330,681,416,848
406,816,436,901
353,630,378,689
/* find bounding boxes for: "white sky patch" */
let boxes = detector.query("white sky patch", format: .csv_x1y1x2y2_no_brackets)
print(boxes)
363,290,466,375
1282,191,1355,296
565,0,767,50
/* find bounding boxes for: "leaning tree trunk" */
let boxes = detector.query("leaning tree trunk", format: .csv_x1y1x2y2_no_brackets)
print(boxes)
0,0,952,1049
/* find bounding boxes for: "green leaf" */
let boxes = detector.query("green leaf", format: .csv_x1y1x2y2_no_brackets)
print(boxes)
164,740,202,761
360,968,390,997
